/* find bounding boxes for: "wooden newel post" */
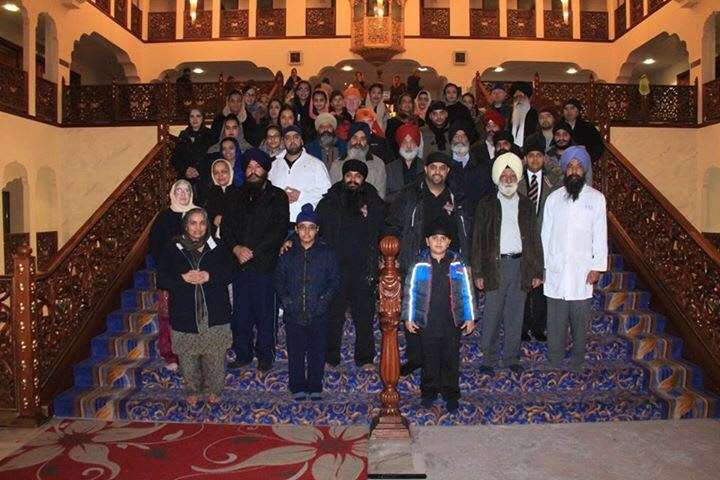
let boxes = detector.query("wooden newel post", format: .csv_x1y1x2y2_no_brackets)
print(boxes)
371,236,410,440
12,245,44,423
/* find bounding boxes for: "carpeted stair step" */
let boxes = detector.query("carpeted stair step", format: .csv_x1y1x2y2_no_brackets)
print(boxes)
651,386,719,419
133,269,157,290
628,333,683,361
91,332,158,359
597,271,636,291
642,358,705,392
607,253,624,271
595,290,651,312
121,288,158,311
592,311,666,337
106,310,159,335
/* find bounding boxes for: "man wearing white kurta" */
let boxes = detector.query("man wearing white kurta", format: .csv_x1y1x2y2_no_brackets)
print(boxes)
268,125,331,222
541,146,607,370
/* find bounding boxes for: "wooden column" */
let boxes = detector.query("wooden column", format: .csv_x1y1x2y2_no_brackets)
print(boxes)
371,236,410,440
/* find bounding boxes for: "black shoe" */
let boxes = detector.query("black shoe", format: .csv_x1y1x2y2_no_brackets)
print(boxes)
227,359,252,369
521,331,532,342
508,364,524,375
532,330,547,342
445,399,459,412
257,360,273,373
478,365,495,376
421,397,434,408
400,363,419,376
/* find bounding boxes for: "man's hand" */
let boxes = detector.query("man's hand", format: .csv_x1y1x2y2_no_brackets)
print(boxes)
531,278,543,289
405,321,419,334
462,320,476,335
181,270,203,284
586,270,601,285
279,240,293,255
196,271,210,284
233,245,254,264
285,187,300,203
474,278,485,290
185,167,199,179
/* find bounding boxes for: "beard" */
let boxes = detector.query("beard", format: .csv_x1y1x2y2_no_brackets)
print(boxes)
555,139,570,149
347,145,369,160
400,147,419,161
286,144,303,156
245,171,267,194
565,173,586,201
512,99,531,127
342,181,366,215
498,182,519,198
451,141,470,157
319,132,336,148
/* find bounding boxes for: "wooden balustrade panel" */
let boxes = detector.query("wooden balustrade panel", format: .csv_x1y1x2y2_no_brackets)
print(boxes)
306,7,336,36
116,83,162,122
614,4,627,37
420,8,450,37
0,278,14,410
646,84,696,125
702,79,720,122
544,10,572,39
3,233,29,275
256,9,286,37
173,82,222,122
580,11,608,40
148,12,176,41
36,232,58,272
704,233,720,251
32,142,175,388
593,83,635,122
131,5,142,38
508,9,536,38
470,9,499,38
220,9,249,37
0,65,28,114
535,81,589,113
93,0,110,14
35,78,57,123
114,0,127,26
596,150,720,370
648,0,667,14
184,10,212,39
63,85,114,125
630,0,643,26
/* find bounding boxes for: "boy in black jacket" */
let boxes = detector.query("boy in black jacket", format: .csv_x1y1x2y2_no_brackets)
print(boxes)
275,204,340,401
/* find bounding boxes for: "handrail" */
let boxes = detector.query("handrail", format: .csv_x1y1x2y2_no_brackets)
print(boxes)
597,140,720,392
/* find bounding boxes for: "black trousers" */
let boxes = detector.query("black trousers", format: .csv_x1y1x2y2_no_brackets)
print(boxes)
419,331,461,401
522,285,547,335
326,276,376,366
286,320,328,394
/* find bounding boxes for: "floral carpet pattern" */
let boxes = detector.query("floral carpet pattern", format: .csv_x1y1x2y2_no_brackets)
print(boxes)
0,419,369,479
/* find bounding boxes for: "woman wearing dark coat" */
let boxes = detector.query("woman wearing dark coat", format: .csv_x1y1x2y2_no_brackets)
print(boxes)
204,159,239,237
157,207,236,405
172,108,214,202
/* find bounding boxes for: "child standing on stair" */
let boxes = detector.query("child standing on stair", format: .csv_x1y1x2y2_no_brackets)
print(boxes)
402,216,476,412
275,204,340,402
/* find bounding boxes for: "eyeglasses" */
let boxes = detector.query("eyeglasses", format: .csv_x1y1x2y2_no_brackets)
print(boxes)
297,224,318,231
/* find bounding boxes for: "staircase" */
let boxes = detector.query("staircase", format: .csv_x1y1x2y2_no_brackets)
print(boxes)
53,250,718,425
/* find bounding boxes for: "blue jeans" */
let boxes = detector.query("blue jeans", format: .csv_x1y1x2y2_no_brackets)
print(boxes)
231,270,277,364
285,319,328,394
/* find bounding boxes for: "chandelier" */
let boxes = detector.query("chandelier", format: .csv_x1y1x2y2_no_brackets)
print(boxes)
350,0,406,66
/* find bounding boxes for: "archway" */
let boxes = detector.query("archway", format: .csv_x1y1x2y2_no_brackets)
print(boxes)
2,162,29,236
701,12,720,82
476,61,598,83
156,60,275,83
70,32,140,85
616,32,690,84
35,12,58,82
0,0,27,70
35,166,58,233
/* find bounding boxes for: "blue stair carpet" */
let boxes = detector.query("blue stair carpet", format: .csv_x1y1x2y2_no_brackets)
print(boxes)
54,253,718,425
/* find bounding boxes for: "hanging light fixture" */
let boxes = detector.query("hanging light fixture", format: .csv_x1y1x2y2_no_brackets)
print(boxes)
561,0,570,25
188,0,198,23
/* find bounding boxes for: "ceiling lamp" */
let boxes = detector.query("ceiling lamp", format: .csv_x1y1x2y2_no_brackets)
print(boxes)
493,66,505,73
561,0,570,24
642,58,656,65
350,0,405,67
192,67,204,74
417,66,429,72
188,0,198,22
566,67,578,74
2,2,20,12
341,65,354,71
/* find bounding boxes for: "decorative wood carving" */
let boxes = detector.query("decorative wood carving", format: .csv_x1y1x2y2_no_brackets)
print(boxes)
220,9,249,37
131,4,142,38
4,233,29,275
0,277,14,410
702,79,720,123
256,8,286,37
614,3,627,37
470,8,499,38
630,0,644,27
420,8,449,37
114,0,127,27
306,7,336,36
36,232,58,272
184,9,212,39
580,11,608,40
35,78,57,123
63,84,114,124
543,10,572,39
703,233,720,251
0,65,28,115
507,9,536,38
648,0,667,14
371,236,409,440
92,0,110,14
148,11,176,41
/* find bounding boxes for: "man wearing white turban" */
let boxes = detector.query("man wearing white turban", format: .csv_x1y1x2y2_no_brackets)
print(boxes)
472,153,544,376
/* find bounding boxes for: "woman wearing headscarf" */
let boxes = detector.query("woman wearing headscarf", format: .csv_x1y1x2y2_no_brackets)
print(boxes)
204,159,239,237
266,98,283,127
216,137,245,188
157,207,236,406
414,90,432,121
365,83,388,132
149,179,197,370
291,80,312,127
172,108,214,203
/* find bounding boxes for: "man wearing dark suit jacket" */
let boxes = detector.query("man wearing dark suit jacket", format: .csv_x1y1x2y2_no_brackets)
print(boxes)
517,137,562,341
508,82,539,150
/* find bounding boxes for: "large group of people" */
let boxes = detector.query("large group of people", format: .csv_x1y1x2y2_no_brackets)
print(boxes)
150,69,607,412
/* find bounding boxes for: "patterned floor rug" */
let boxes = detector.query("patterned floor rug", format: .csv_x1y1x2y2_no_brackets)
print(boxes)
0,419,369,479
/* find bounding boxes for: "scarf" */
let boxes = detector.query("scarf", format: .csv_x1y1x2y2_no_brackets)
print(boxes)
169,179,197,214
366,92,388,132
210,159,234,192
428,121,449,152
414,90,431,121
175,207,210,250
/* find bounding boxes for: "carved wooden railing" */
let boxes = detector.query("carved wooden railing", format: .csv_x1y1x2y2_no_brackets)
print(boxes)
306,7,336,36
0,64,28,115
630,0,644,27
220,9,249,37
114,0,127,27
648,0,668,14
507,9,536,38
36,231,58,272
131,4,143,38
595,142,720,393
614,3,627,38
184,10,213,39
470,8,499,38
371,236,409,439
544,10,572,39
702,79,720,123
3,233,29,274
0,134,176,425
580,11,608,40
35,77,57,123
92,0,111,14
420,8,450,37
148,11,177,41
256,8,286,37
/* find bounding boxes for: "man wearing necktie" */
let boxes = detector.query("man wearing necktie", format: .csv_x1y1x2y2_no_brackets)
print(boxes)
518,138,562,341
